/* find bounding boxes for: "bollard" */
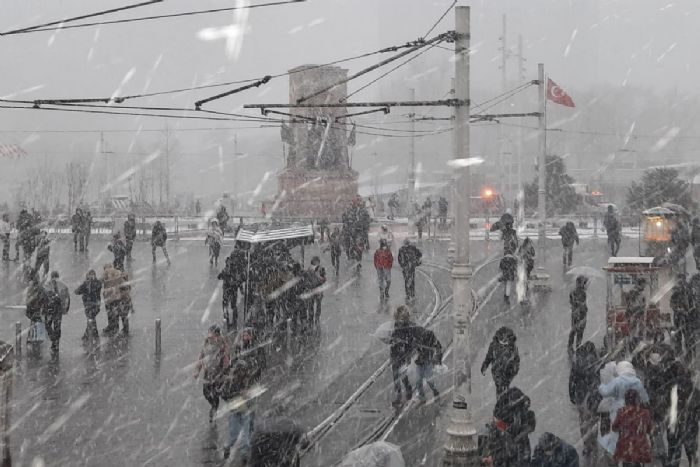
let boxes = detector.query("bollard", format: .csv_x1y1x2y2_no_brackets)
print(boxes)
14,323,20,359
223,317,230,334
285,318,292,353
155,319,162,357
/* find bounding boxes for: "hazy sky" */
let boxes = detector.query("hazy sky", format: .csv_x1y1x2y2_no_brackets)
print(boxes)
0,0,697,201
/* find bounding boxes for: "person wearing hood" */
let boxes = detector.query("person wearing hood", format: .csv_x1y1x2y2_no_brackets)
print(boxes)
481,327,520,396
101,263,125,336
517,237,535,280
603,205,621,257
414,325,442,403
123,213,137,260
568,341,601,461
75,269,102,340
558,221,579,270
374,240,393,307
234,327,266,383
220,359,254,462
612,389,652,466
194,325,231,423
493,386,536,465
398,239,422,302
205,220,224,267
378,224,394,249
390,305,418,406
151,220,170,264
670,275,698,362
599,361,649,422
325,226,342,277
568,276,589,354
531,432,579,467
107,232,127,271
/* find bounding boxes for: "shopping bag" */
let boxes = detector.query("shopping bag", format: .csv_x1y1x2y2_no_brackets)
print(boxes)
27,321,46,343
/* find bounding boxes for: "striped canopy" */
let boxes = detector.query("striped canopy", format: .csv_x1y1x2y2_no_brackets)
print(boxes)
235,223,314,244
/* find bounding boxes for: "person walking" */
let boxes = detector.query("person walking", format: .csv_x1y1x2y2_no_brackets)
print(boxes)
43,271,70,355
387,193,399,220
124,213,137,260
107,232,127,271
531,432,579,467
398,239,422,302
75,269,102,341
568,275,589,354
218,250,246,331
374,240,393,307
151,220,170,264
194,325,231,422
517,237,536,281
34,230,51,277
306,256,326,325
101,263,125,336
692,217,700,271
71,208,85,252
205,220,223,266
0,213,10,261
493,386,537,465
670,277,698,362
559,221,580,270
216,205,230,234
220,360,254,462
326,227,342,277
604,205,622,257
414,326,442,403
377,224,394,249
500,253,517,305
25,271,46,348
480,326,520,396
612,389,652,467
390,305,417,406
83,210,93,250
568,341,601,461
666,374,700,467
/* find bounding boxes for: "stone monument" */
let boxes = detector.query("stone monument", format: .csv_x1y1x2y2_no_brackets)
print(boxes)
275,65,359,219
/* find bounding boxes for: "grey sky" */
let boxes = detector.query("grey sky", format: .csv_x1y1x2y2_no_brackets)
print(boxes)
0,0,697,201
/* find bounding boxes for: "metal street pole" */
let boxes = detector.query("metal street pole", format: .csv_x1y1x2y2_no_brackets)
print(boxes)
516,34,525,224
497,14,507,202
408,88,417,237
443,6,478,466
534,63,550,289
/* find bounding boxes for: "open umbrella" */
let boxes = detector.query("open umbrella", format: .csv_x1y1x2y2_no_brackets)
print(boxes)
565,265,605,280
340,441,406,467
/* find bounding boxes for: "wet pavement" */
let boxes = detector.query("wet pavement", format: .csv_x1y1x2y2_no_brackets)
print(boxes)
0,234,488,466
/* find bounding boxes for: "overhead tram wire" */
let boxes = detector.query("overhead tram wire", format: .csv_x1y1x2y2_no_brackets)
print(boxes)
422,0,457,39
0,0,307,36
1,0,163,36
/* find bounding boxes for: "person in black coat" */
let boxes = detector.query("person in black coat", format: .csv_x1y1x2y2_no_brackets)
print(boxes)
397,239,422,301
218,251,246,331
667,374,700,467
568,275,589,353
531,432,579,467
123,214,137,260
558,221,579,270
390,305,418,405
107,232,127,271
481,327,520,396
151,220,170,264
494,386,536,465
75,269,102,340
568,341,601,460
670,276,698,363
414,326,442,402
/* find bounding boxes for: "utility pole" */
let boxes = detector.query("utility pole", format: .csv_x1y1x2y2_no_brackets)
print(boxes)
533,63,550,289
443,6,478,467
233,134,238,211
164,124,171,212
497,14,507,202
516,34,525,224
408,88,416,237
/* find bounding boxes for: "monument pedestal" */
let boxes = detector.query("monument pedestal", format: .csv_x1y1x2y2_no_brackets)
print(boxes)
275,168,358,219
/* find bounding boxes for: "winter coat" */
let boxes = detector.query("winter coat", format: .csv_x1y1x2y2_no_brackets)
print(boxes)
124,219,137,241
499,255,517,282
518,241,535,272
378,229,394,248
25,282,46,321
692,224,700,255
234,328,266,383
373,248,393,269
390,320,418,366
47,279,70,315
415,327,443,366
558,222,579,247
197,335,231,384
35,237,50,258
484,422,519,467
398,244,422,271
598,362,649,422
151,223,167,246
603,212,621,238
481,327,520,388
612,405,652,463
438,198,448,215
102,265,125,306
494,386,536,462
75,278,102,308
82,213,92,233
108,239,127,264
206,226,223,247
531,432,579,467
569,287,587,323
568,343,601,410
71,212,84,233
502,228,519,255
646,358,690,422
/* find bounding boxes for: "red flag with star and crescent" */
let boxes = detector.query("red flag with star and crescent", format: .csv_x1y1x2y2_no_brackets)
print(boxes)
546,78,575,107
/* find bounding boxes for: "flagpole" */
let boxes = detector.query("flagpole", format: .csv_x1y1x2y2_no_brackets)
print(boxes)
534,62,550,290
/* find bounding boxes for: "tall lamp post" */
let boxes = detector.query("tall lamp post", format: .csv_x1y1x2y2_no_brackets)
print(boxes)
532,63,550,290
443,5,479,466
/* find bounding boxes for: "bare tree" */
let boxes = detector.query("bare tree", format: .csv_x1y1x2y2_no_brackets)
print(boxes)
65,160,88,214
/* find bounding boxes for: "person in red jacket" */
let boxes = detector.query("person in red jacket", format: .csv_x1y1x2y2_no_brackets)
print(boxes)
612,388,652,467
374,240,393,307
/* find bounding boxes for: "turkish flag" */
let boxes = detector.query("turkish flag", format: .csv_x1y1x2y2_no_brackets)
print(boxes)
546,78,575,107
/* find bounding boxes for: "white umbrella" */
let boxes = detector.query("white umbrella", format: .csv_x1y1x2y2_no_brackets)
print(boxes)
373,321,394,345
340,441,406,467
565,266,605,280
